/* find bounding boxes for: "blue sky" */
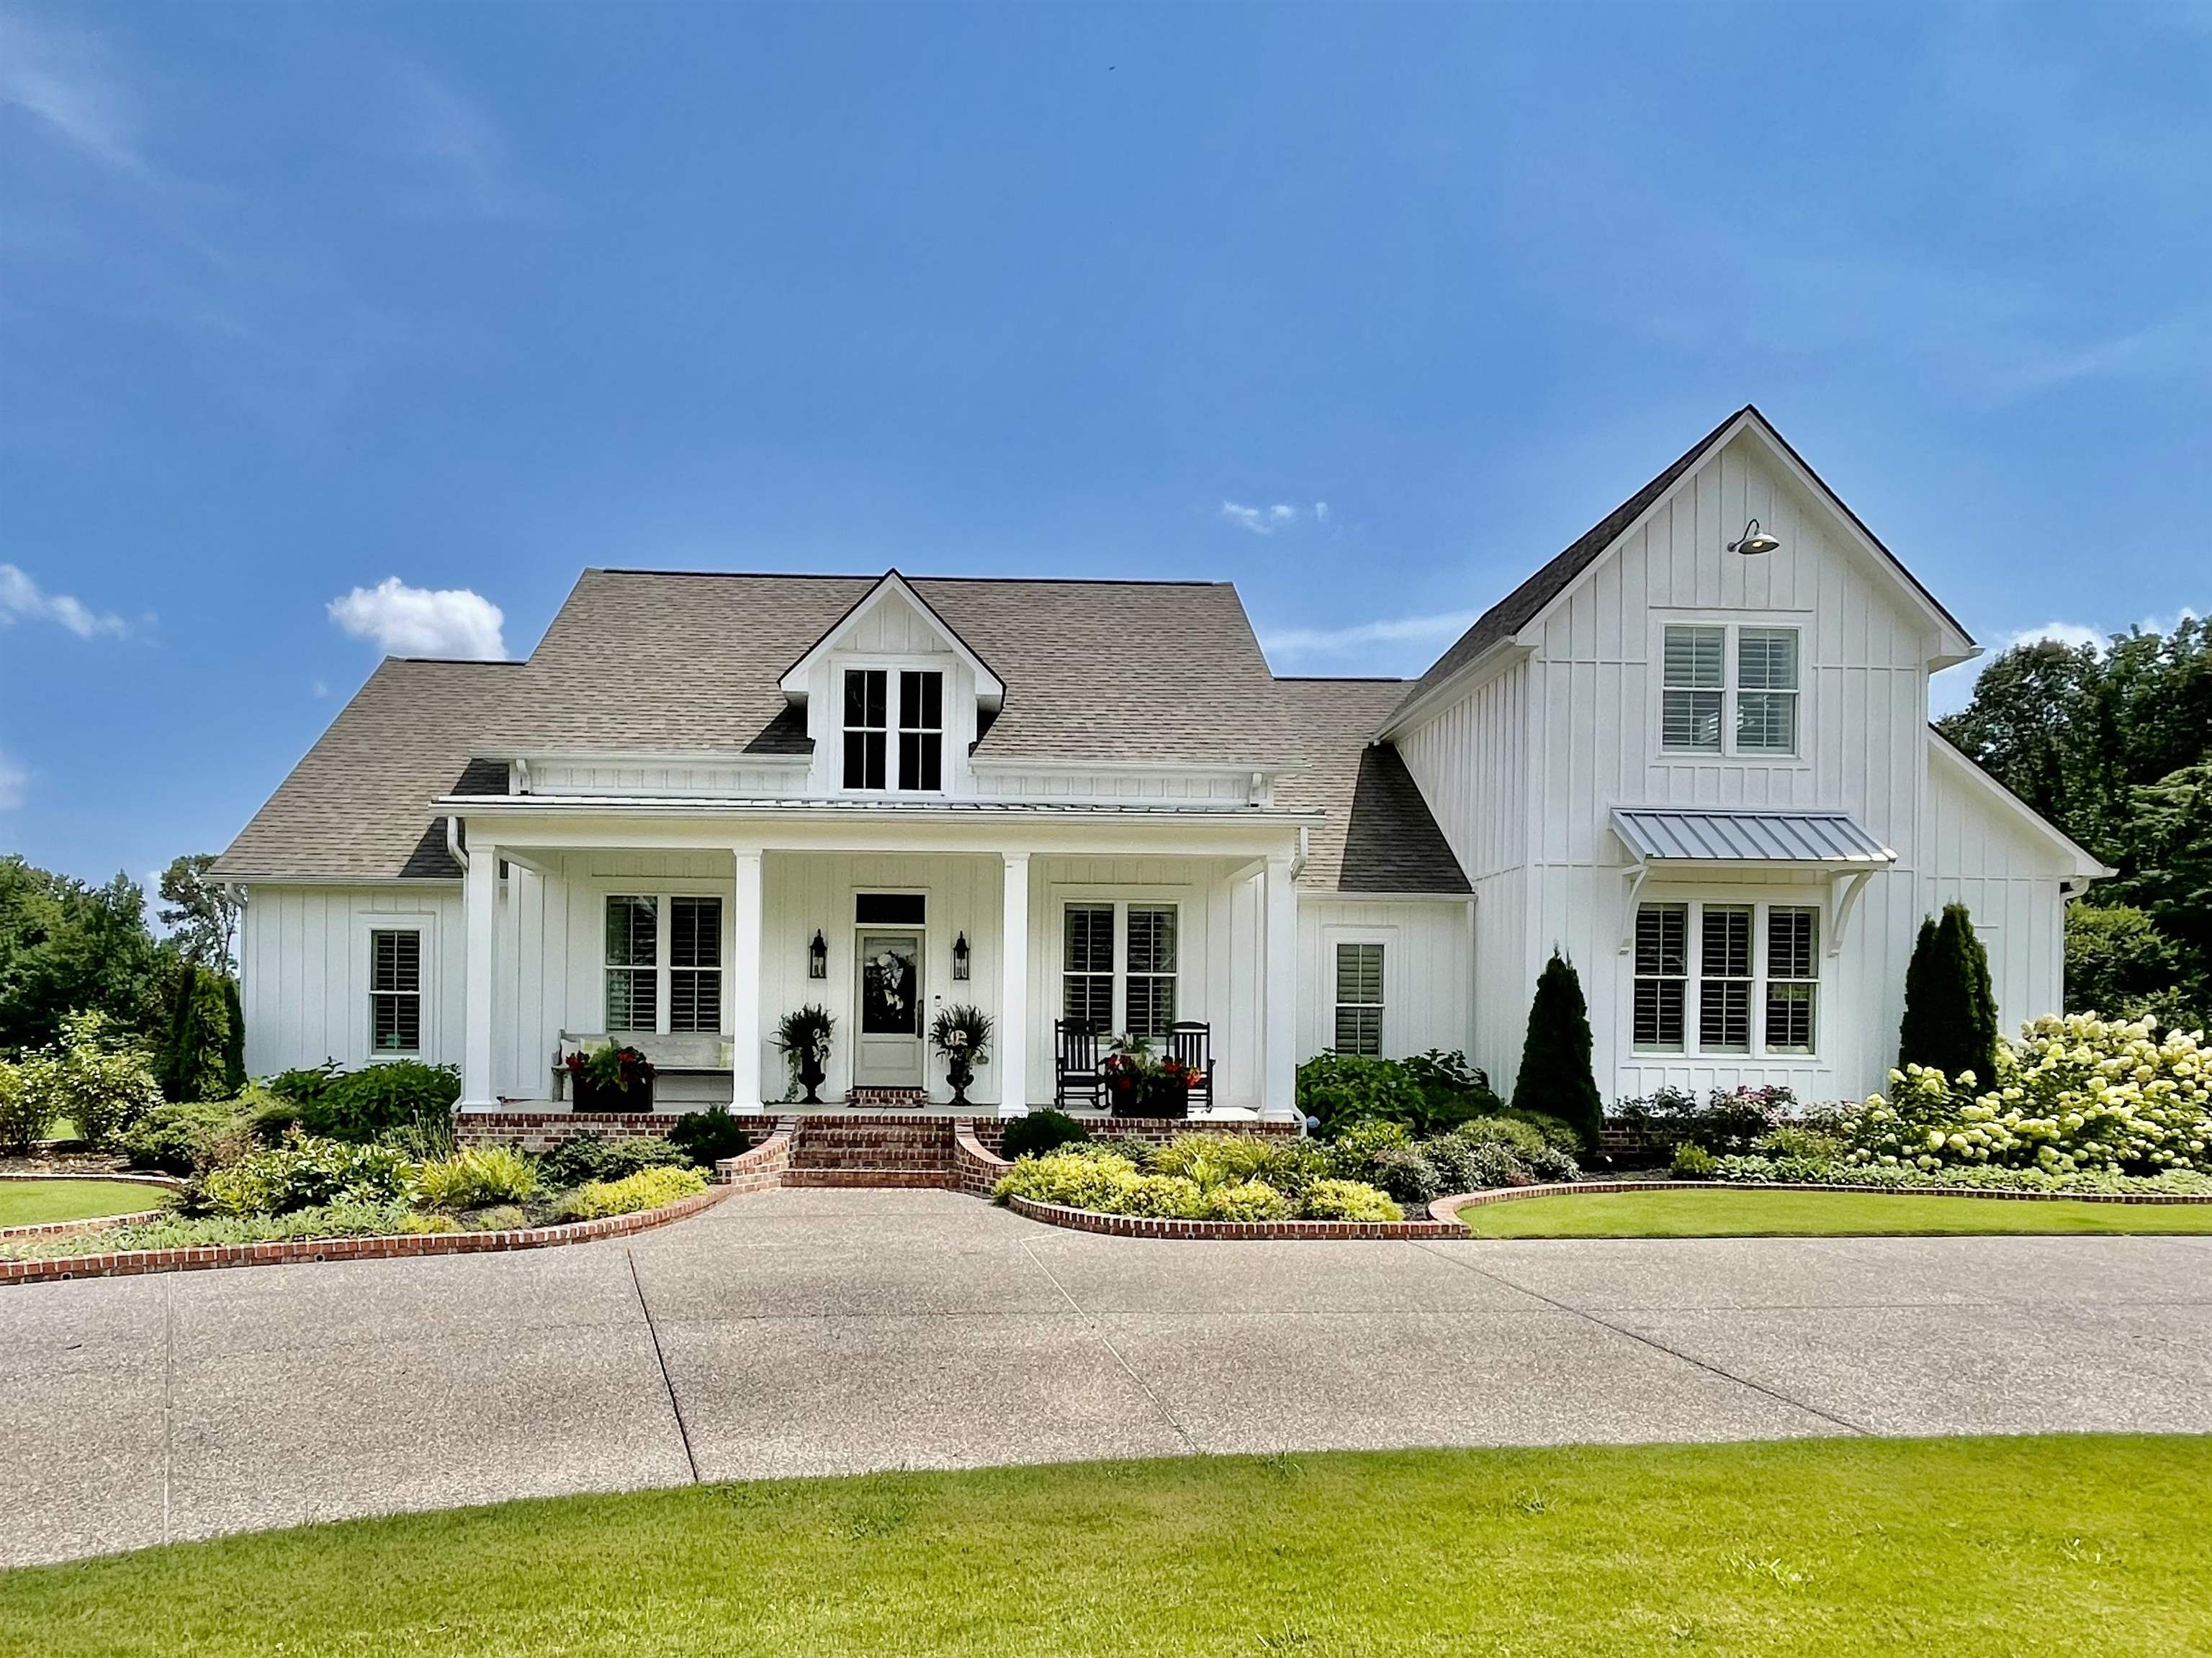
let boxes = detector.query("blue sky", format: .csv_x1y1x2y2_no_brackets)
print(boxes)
3,1,2206,891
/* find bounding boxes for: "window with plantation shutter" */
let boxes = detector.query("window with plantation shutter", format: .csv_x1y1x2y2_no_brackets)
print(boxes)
668,897,722,1034
605,896,658,1032
1633,904,1687,1051
1062,904,1114,1033
1334,942,1385,1056
1662,626,1725,752
1124,906,1177,1037
1737,628,1799,752
1698,905,1753,1053
369,929,421,1053
1766,906,1819,1053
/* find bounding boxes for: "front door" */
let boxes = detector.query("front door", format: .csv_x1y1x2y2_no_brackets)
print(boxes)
853,930,924,1089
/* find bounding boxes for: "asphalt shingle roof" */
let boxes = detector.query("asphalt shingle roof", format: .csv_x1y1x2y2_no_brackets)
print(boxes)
1274,679,1471,895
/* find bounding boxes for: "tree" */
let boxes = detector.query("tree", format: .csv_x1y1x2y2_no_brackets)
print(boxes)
1511,951,1603,1150
0,857,166,1054
220,974,248,1096
1897,904,1999,1084
2065,903,2187,1025
158,854,241,973
158,963,233,1102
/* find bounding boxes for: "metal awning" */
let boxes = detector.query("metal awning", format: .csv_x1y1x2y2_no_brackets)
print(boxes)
1610,807,1894,866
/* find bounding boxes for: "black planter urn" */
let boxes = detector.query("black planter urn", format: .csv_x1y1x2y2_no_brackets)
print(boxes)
797,1054,826,1106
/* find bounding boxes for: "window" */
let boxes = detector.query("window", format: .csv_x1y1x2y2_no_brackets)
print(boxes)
605,897,658,1032
1699,905,1753,1054
1737,628,1799,753
1061,901,1180,1038
1637,898,1822,1057
1661,623,1802,757
1766,906,1819,1053
1062,904,1115,1032
1125,906,1177,1037
1633,904,1688,1052
1334,942,1385,1055
898,670,943,791
842,670,888,790
369,929,421,1053
1662,626,1725,752
668,897,722,1034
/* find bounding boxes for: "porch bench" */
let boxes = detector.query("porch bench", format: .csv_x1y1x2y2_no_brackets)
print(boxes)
552,1031,732,1108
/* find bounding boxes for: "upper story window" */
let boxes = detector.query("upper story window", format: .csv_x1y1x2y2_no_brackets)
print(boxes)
842,667,944,791
1661,624,1800,757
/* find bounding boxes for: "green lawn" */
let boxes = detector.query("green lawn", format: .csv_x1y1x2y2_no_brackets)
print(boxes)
1462,1186,2212,1238
4,1437,2207,1657
0,1178,169,1227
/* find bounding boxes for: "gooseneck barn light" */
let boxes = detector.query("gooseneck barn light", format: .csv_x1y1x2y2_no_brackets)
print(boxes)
1728,518,1781,557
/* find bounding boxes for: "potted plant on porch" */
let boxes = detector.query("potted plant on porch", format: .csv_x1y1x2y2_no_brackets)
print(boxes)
1100,1033,1191,1118
929,1004,993,1107
565,1042,657,1112
775,1004,835,1105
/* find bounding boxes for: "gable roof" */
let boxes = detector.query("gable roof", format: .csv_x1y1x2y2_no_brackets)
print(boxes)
777,569,1005,704
1272,678,1471,895
1926,725,2113,883
213,658,526,880
1388,405,1977,731
486,569,1293,767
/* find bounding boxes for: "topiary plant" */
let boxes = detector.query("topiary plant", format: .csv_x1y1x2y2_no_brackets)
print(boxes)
1510,952,1604,1153
1899,904,2000,1086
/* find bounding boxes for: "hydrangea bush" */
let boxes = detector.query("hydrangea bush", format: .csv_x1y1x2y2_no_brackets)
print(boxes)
1839,1014,2208,1178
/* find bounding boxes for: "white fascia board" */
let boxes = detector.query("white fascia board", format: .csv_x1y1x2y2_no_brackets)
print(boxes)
775,571,1006,705
967,756,1285,776
1927,726,2114,882
439,794,1322,824
1375,641,1532,742
509,748,810,768
1302,889,1478,904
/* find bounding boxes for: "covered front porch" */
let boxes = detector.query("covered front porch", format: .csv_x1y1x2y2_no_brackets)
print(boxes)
449,803,1313,1119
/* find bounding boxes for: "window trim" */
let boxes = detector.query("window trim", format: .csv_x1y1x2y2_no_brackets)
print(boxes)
601,891,730,1037
1655,617,1807,762
368,927,424,1057
352,912,438,1063
1057,896,1185,1041
1632,895,1822,1060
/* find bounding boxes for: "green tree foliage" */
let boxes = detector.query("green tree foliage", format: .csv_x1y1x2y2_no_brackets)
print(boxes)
2064,903,2185,1027
159,963,235,1103
1939,618,2211,1027
22,1010,163,1148
1511,952,1603,1151
1897,904,1999,1084
220,974,248,1096
0,857,166,1054
157,854,242,973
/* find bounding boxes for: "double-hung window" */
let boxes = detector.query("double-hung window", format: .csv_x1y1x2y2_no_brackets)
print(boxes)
1060,901,1179,1039
1334,942,1385,1056
1661,623,1801,757
842,667,945,790
369,929,422,1053
1634,898,1821,1057
605,895,726,1034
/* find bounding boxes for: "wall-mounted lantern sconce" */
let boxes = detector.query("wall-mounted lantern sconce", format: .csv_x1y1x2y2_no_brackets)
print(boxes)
1727,518,1781,557
951,931,971,981
809,929,828,980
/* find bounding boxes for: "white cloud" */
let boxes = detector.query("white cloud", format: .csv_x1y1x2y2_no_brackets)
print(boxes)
1313,502,1331,523
328,577,507,659
1261,608,1487,659
0,563,130,638
0,11,144,174
0,749,26,811
1220,500,1312,536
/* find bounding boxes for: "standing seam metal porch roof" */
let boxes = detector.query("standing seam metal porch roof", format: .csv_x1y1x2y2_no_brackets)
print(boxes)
1610,808,1896,865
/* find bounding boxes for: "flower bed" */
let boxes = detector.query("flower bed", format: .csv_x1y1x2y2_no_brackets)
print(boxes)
992,1135,1405,1223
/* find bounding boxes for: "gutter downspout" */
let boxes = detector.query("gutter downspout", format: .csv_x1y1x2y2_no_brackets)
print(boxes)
446,815,469,872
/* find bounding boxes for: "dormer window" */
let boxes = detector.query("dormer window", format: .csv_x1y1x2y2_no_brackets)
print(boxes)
842,667,944,792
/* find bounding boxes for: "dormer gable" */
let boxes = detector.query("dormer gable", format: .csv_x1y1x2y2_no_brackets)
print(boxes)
778,570,1004,708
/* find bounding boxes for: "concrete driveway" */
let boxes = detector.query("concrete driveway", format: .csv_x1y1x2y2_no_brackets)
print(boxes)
8,1186,2211,1567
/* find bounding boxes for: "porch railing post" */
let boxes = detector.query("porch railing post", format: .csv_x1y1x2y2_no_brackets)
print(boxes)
1262,852,1298,1121
461,832,498,1109
999,851,1030,1117
731,847,764,1114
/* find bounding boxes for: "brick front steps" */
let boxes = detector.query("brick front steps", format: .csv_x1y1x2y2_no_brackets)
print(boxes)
0,1183,736,1288
785,1116,958,1189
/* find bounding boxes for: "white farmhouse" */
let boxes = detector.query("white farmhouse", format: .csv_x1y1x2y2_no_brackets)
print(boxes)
215,406,2106,1118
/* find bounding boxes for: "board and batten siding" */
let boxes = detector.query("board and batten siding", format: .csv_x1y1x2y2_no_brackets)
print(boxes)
238,884,465,1078
1297,898,1473,1064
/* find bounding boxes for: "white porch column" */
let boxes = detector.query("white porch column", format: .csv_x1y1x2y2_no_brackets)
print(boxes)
999,851,1030,1117
1262,853,1299,1121
731,848,765,1114
461,834,498,1109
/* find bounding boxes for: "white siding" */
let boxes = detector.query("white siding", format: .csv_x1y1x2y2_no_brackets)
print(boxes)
238,885,464,1077
1297,898,1474,1065
1924,742,2072,1043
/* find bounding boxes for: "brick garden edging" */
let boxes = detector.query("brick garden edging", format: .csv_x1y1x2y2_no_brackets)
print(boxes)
1437,1178,2212,1217
1002,1192,1463,1240
715,1130,793,1193
0,1181,734,1289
